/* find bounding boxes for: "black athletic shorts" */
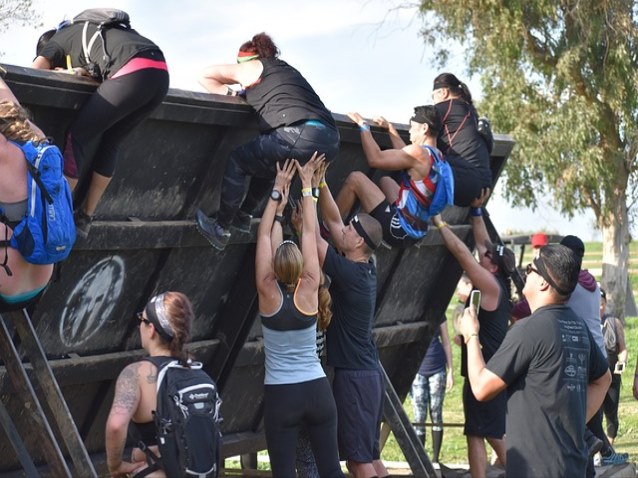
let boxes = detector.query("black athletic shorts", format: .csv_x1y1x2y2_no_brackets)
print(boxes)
462,378,506,438
369,201,418,249
332,367,383,462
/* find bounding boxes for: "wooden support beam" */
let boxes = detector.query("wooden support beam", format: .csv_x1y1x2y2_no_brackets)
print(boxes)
0,397,39,477
379,362,437,478
5,310,97,478
0,312,71,477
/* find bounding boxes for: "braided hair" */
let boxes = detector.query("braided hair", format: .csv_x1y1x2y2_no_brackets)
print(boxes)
0,101,45,144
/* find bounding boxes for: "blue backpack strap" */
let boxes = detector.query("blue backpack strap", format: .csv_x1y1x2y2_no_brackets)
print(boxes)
422,145,454,214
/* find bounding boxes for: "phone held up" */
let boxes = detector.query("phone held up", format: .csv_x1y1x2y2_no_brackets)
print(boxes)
470,289,481,316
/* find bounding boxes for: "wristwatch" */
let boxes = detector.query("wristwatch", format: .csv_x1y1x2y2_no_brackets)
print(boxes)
270,189,283,202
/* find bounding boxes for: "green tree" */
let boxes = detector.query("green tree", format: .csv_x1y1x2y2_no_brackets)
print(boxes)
0,1,40,56
417,0,637,318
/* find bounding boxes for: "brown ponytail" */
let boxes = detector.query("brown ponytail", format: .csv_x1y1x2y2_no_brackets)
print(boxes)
238,32,280,59
162,291,194,365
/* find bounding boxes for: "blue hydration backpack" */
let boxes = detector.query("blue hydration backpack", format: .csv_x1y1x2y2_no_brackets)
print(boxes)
395,145,454,239
0,141,75,273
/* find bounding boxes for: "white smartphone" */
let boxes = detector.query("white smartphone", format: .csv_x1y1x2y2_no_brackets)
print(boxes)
470,289,481,316
614,362,625,374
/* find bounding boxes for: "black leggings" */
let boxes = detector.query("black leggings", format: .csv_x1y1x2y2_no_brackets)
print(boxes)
217,121,340,225
263,377,343,477
63,66,169,179
446,155,492,207
603,372,622,438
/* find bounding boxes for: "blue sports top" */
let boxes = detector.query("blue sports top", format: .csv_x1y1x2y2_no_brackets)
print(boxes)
260,281,325,385
395,145,454,239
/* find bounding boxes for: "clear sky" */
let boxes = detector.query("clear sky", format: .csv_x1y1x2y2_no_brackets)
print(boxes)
0,0,603,241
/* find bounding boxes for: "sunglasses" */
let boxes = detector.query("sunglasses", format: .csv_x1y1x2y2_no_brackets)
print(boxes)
136,312,151,326
526,263,540,276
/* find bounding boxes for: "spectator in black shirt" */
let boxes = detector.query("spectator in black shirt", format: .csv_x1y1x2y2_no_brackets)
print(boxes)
458,244,611,477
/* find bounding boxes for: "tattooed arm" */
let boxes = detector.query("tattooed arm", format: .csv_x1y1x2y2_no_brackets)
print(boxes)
105,363,145,477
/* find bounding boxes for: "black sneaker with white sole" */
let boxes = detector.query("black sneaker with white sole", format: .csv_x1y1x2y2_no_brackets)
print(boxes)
231,210,253,233
196,209,230,250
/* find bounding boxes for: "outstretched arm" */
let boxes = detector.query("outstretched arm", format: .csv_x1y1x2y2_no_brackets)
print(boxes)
255,160,296,293
347,111,417,170
199,61,262,95
374,115,406,149
313,162,333,265
469,188,491,257
432,214,500,311
296,153,325,293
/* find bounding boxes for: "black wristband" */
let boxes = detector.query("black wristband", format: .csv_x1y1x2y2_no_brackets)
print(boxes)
470,207,482,217
274,215,285,224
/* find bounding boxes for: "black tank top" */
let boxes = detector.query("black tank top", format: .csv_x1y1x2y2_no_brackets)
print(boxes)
245,58,336,132
260,282,317,331
461,275,510,377
435,99,491,180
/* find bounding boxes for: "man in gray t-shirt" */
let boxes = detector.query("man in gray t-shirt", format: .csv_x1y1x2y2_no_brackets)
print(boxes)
458,244,611,477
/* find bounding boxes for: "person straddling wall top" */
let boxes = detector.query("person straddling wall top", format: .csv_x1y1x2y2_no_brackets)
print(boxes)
254,155,343,477
337,107,453,249
195,32,340,251
432,73,492,207
457,244,611,478
311,163,388,478
432,193,515,478
32,10,169,239
0,78,54,311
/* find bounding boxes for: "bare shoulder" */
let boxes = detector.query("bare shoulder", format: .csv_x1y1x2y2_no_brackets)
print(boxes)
112,362,143,413
402,143,425,160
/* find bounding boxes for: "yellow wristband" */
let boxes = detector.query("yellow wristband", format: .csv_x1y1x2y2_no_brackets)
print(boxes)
436,221,448,230
319,180,327,188
301,187,312,197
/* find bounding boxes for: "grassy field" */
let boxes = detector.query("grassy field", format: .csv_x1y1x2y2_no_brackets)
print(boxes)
380,241,638,466
226,241,638,471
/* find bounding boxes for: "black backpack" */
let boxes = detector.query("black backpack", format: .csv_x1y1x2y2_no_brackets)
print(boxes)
139,357,223,478
68,8,131,80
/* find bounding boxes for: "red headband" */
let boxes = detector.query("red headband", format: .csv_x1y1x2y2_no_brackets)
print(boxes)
237,50,259,63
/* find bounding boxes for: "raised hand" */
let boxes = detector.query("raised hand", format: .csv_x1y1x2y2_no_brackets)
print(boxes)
296,151,326,187
346,111,366,127
471,188,491,208
373,116,391,129
312,159,329,188
291,199,303,236
274,158,296,192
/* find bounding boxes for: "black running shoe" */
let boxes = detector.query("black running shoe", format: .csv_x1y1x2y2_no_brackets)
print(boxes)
196,209,230,251
231,210,253,233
